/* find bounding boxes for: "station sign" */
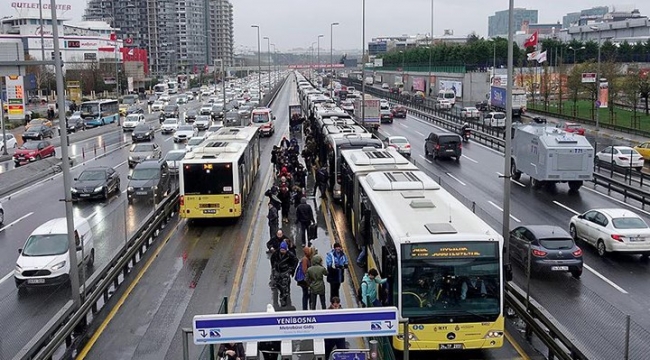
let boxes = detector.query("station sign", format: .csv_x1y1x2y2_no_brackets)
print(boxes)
581,73,596,83
5,75,25,120
193,307,398,344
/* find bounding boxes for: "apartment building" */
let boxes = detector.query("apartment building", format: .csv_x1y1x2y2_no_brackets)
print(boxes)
207,0,234,66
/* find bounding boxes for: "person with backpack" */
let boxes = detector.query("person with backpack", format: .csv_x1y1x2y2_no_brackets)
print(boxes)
325,242,348,298
359,268,387,307
306,254,328,309
295,246,313,310
270,241,298,307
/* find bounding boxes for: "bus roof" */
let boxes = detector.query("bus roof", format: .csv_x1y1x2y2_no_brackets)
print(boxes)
323,124,367,136
327,133,382,147
183,142,246,162
358,170,502,246
341,147,418,174
205,126,258,142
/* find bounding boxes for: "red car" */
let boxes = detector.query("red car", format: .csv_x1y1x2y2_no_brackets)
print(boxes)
560,122,585,135
391,105,407,118
13,140,55,167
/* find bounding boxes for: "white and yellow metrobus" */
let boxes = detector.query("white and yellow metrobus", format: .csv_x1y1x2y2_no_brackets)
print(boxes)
179,126,260,219
353,169,508,352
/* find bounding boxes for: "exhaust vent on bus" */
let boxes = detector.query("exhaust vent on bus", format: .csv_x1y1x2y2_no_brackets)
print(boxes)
425,223,457,234
401,191,425,199
365,171,441,191
409,199,435,209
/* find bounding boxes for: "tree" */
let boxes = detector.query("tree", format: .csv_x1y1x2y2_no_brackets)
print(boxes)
623,65,642,128
567,62,588,118
557,54,567,113
600,60,621,124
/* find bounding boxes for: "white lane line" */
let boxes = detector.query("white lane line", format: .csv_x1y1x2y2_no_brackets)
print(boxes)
415,130,425,137
582,187,650,217
0,271,12,285
496,172,526,188
115,160,127,168
122,189,128,194
446,172,466,186
462,155,478,163
0,212,34,233
164,136,174,142
400,123,409,128
418,154,433,164
383,130,391,136
487,200,521,222
552,200,581,216
583,264,628,294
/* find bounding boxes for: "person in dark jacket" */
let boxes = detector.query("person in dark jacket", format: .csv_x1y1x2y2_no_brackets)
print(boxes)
270,241,299,307
218,342,245,360
295,197,314,246
314,166,329,198
278,185,291,224
266,230,289,254
267,202,279,239
325,243,349,298
265,186,281,211
325,297,347,358
280,136,290,149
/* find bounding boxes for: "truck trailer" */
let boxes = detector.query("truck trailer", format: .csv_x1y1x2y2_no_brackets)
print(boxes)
490,85,527,117
510,125,594,191
353,94,381,129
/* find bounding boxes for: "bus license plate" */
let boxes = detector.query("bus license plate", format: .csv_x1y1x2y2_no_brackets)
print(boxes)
439,344,463,350
203,209,217,214
551,266,569,271
27,279,45,284
136,191,147,195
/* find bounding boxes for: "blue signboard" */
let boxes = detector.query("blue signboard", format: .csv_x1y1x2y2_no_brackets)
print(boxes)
332,351,367,360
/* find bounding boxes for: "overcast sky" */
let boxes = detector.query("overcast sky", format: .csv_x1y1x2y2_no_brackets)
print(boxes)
56,0,650,51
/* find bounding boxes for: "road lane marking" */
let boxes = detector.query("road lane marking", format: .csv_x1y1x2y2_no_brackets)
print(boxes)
582,187,650,217
0,211,34,233
0,271,13,285
399,123,409,128
115,160,127,168
164,136,174,142
461,154,478,163
496,172,526,188
583,264,628,294
446,172,466,186
383,130,391,136
418,154,433,164
487,200,521,222
552,201,581,216
415,130,425,137
505,330,532,360
76,220,182,359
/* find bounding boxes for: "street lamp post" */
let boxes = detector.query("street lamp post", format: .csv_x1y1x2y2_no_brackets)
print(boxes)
502,0,515,266
271,44,276,86
311,42,317,78
330,22,339,97
400,51,405,80
428,0,434,97
568,45,585,64
263,37,271,89
251,25,261,96
361,0,366,127
590,26,601,130
317,34,324,74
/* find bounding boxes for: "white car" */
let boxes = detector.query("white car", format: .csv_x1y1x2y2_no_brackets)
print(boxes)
570,208,650,258
161,118,179,134
185,136,207,152
386,136,411,157
595,146,645,171
460,106,480,119
381,83,390,89
174,124,198,143
159,95,171,103
164,149,187,173
0,134,17,152
185,92,195,101
151,101,165,112
205,123,223,137
194,115,211,131
199,104,213,116
122,114,146,131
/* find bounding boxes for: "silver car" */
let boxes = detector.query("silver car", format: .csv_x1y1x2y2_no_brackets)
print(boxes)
164,149,187,173
387,136,411,157
128,143,161,168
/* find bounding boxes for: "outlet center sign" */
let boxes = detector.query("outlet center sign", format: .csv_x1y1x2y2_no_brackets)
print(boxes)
5,75,26,120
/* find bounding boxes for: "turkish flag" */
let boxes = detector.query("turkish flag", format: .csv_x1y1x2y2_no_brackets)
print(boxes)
110,33,117,41
523,31,538,48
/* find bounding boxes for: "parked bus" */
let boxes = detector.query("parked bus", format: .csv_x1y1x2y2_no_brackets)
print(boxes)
351,169,509,352
167,81,179,94
79,99,119,127
154,83,168,95
179,126,260,219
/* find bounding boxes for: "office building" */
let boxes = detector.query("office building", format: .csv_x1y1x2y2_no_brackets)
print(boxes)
368,32,467,56
563,7,609,28
207,0,234,66
488,8,538,37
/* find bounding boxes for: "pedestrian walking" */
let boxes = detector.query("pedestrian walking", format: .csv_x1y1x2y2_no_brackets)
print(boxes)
314,166,329,198
266,230,289,254
295,197,314,246
267,202,279,239
295,246,313,310
361,268,387,307
325,243,348,299
278,185,291,224
270,242,298,307
306,254,328,310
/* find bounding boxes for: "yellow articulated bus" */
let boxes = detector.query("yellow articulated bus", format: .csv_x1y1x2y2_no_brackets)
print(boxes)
351,169,509,353
179,126,260,219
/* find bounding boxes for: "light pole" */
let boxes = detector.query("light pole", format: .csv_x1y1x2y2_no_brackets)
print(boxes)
568,45,585,64
311,42,317,78
330,22,339,97
503,0,514,266
263,36,271,89
110,4,134,100
317,34,324,74
400,50,405,80
590,26,601,130
271,43,277,86
251,25,261,96
361,0,366,127
428,0,434,96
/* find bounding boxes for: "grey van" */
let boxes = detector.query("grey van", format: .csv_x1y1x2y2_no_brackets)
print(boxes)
424,131,462,161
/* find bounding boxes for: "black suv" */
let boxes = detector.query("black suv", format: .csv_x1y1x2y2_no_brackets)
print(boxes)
126,159,171,204
424,131,462,161
163,104,179,118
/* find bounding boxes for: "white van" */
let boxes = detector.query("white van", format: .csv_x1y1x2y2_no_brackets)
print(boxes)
437,89,456,106
483,112,506,128
14,217,94,290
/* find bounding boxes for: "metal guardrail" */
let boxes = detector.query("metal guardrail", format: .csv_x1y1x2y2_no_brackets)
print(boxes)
17,77,291,360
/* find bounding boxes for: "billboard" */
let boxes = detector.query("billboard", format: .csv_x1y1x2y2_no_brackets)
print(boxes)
412,77,425,92
439,80,462,98
5,75,25,120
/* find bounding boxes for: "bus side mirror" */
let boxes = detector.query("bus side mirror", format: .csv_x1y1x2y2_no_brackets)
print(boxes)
504,263,513,282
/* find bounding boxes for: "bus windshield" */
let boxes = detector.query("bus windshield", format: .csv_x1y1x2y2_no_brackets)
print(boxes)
80,103,99,118
400,242,501,323
183,163,234,195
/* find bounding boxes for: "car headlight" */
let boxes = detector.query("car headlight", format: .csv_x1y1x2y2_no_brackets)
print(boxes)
153,186,158,190
127,186,134,192
71,187,78,193
29,156,36,160
51,261,66,271
129,156,134,161
15,264,22,272
93,186,103,192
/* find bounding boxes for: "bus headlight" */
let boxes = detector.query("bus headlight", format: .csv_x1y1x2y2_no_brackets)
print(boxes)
484,330,504,338
396,333,418,341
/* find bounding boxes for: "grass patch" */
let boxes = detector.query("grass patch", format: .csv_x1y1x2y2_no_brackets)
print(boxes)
528,100,650,132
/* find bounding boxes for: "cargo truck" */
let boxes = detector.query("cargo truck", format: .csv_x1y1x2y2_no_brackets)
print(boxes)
353,95,380,129
490,85,527,117
510,125,594,191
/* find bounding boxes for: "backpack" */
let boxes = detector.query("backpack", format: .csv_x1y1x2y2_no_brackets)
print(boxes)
294,260,306,283
356,280,368,306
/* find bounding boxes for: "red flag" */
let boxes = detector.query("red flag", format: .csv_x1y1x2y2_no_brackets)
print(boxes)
523,31,538,48
110,33,117,41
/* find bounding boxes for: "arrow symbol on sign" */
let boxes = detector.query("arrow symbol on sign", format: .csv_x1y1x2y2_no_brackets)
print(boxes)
385,321,394,329
199,329,207,337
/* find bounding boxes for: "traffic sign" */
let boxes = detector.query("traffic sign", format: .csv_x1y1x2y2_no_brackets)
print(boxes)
581,73,597,83
332,351,368,360
193,307,399,344
4,75,25,119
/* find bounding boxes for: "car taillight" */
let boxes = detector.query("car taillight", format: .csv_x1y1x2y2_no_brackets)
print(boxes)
618,157,628,161
572,248,583,257
180,195,184,206
458,142,462,149
435,144,440,150
234,194,240,204
532,249,547,257
405,144,411,148
611,234,625,242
